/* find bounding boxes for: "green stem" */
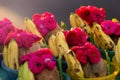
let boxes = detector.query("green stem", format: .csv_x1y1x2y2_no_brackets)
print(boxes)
90,33,94,44
58,55,63,80
61,21,67,30
104,50,111,75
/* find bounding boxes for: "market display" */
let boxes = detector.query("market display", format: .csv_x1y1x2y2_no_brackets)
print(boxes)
0,5,120,80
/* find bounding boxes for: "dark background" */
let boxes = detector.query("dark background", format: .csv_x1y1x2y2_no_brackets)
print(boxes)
0,0,120,28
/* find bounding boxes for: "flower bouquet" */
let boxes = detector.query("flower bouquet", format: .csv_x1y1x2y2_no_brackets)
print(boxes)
62,27,119,80
0,4,120,80
1,22,41,80
18,48,70,80
69,5,119,61
0,18,15,65
25,12,70,72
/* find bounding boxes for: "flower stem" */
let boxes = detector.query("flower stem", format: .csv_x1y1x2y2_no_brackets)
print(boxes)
61,21,67,30
58,55,63,80
90,32,94,44
104,50,111,75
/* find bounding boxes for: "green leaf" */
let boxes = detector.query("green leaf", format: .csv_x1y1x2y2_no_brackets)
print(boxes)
58,55,63,80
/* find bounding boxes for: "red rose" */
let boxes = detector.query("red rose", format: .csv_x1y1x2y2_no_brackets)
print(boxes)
76,49,88,64
71,46,82,53
71,46,88,64
85,42,101,64
66,28,88,47
76,5,106,25
71,42,101,64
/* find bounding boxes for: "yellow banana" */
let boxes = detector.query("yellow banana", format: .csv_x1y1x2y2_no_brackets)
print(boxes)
48,34,59,57
93,23,115,50
93,27,109,50
3,45,8,67
70,13,91,34
56,31,69,56
112,18,119,22
115,38,120,64
24,17,46,46
94,34,104,49
64,50,84,79
8,39,19,70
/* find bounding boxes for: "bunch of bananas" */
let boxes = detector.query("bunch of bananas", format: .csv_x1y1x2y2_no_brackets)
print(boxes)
3,39,19,70
18,62,35,80
64,50,84,79
24,18,47,47
48,31,69,57
93,23,115,50
69,13,91,34
115,38,120,64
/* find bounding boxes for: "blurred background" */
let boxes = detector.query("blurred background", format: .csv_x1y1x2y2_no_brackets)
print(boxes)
0,0,120,28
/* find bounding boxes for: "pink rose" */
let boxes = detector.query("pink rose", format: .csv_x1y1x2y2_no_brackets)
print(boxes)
0,18,15,45
21,48,56,74
41,12,57,30
28,56,45,74
4,29,41,49
101,20,118,35
32,12,57,37
114,23,120,36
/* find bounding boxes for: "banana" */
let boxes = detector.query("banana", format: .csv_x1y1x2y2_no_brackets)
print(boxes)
64,50,84,79
93,23,115,50
8,39,19,70
24,17,46,46
48,34,59,57
3,45,8,67
56,31,69,56
18,62,35,80
115,38,120,64
70,13,91,34
112,18,119,22
93,28,109,50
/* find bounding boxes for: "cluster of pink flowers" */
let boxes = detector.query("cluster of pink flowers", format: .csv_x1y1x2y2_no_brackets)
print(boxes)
32,12,57,37
76,5,106,25
64,27,88,48
101,20,120,36
21,48,56,74
0,18,15,45
71,42,101,64
4,29,41,49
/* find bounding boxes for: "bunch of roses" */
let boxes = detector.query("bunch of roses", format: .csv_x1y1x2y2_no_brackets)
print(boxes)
32,12,57,37
64,27,88,48
63,27,101,64
76,5,106,25
101,20,120,36
4,29,41,49
0,18,15,45
71,42,101,64
21,48,56,74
